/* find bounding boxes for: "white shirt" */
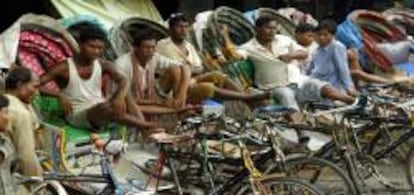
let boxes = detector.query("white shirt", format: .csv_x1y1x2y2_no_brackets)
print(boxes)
240,34,306,89
156,37,203,74
114,52,180,97
300,41,319,71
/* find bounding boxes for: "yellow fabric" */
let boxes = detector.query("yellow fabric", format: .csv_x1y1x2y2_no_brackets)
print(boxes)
50,0,163,29
188,71,228,101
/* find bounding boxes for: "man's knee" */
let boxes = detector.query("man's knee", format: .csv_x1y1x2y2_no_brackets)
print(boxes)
272,87,295,99
320,85,334,95
196,71,227,86
164,66,182,79
272,87,297,107
188,82,215,102
89,102,123,120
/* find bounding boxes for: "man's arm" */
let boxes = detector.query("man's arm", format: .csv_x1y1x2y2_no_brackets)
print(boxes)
333,45,356,93
157,54,191,108
286,40,308,61
286,50,308,61
10,111,42,177
39,62,67,97
100,59,129,101
39,62,74,114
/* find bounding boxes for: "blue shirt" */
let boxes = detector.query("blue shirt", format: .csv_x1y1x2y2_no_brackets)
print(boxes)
306,40,354,91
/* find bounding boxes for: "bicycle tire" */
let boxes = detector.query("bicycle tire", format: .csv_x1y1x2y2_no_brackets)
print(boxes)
31,181,67,195
366,127,412,161
405,145,414,187
235,177,324,195
265,153,358,195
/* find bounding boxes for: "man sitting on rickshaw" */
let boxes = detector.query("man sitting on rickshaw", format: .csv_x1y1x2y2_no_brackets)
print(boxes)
39,23,167,137
156,13,270,104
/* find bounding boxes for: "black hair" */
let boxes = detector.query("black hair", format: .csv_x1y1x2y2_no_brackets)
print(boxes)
168,13,190,28
5,66,33,91
0,95,8,109
130,29,157,47
255,16,277,28
315,19,337,34
295,23,315,34
76,22,107,44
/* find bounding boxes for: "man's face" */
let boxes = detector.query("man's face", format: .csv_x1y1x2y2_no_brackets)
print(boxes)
170,21,191,41
18,75,40,104
80,39,106,61
0,107,9,132
256,21,278,42
296,31,314,47
315,29,333,47
134,39,157,63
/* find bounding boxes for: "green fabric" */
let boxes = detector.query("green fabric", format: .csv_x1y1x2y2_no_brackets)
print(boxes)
222,59,255,88
61,123,109,143
33,95,110,143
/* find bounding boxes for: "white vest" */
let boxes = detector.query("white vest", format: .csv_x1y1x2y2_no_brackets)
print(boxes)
62,58,105,112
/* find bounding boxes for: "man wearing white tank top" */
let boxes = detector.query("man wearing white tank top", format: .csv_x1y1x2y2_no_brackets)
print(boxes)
40,24,167,134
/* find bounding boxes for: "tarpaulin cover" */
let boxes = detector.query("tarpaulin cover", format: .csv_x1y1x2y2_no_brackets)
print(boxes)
384,8,414,36
337,10,408,72
0,14,79,90
109,17,168,58
50,0,163,30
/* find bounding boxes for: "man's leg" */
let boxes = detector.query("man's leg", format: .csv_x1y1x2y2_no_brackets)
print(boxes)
187,82,268,103
190,72,269,102
213,87,269,101
298,78,355,104
126,95,145,120
272,86,307,143
197,71,245,92
351,69,391,85
86,102,163,130
158,66,191,107
272,86,302,124
158,66,182,96
321,86,355,104
347,49,391,86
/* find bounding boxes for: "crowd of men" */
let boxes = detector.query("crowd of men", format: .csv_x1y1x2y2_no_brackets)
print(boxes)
0,13,401,194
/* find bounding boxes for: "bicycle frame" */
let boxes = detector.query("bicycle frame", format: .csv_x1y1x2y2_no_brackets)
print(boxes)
43,152,118,194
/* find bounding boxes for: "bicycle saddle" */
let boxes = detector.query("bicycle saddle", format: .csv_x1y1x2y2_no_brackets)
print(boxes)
363,83,396,92
253,105,295,115
183,117,203,126
307,102,335,111
371,94,399,104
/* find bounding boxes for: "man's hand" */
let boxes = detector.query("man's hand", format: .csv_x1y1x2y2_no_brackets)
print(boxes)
112,97,127,117
58,94,73,115
346,88,359,97
178,105,202,113
278,54,293,63
165,97,186,109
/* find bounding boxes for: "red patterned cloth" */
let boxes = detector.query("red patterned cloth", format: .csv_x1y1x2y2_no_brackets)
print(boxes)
25,29,74,56
18,48,59,90
17,30,76,91
19,31,67,66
